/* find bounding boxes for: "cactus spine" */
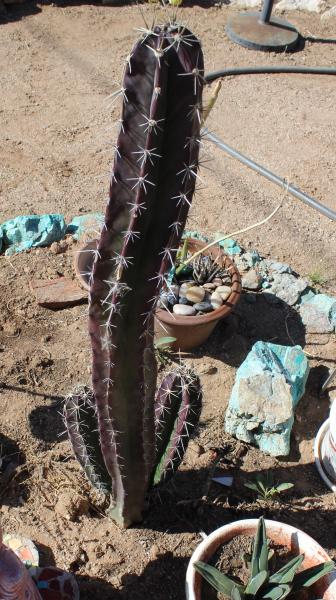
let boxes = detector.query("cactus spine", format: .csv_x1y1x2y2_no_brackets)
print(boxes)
65,23,204,527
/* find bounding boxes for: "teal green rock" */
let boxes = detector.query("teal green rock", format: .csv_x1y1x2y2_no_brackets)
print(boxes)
300,293,336,333
66,213,104,240
215,235,242,255
0,226,3,253
225,341,309,456
1,214,66,255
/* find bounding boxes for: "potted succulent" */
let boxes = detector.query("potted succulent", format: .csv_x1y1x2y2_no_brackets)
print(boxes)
186,518,336,600
155,236,241,351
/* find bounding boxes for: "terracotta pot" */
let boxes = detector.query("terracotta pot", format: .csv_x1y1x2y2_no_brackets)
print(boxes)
186,519,336,600
74,238,241,350
155,239,241,351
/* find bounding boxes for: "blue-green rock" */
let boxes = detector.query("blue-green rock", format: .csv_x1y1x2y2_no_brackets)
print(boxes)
225,341,309,456
0,226,3,253
215,236,242,255
66,213,104,240
1,214,66,255
300,293,336,333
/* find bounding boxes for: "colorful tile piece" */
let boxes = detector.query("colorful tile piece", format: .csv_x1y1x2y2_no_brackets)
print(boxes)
3,534,39,568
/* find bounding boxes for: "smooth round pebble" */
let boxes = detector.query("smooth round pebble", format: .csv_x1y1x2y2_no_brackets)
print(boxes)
179,281,195,296
215,285,231,301
193,301,213,313
203,283,217,290
211,292,223,309
173,304,196,316
185,286,205,303
179,296,190,305
213,278,223,286
167,292,178,305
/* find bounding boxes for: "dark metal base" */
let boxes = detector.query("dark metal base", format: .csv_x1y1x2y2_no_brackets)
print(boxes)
226,12,299,52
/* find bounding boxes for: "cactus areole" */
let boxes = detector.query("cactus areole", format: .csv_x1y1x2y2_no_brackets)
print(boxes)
65,23,203,528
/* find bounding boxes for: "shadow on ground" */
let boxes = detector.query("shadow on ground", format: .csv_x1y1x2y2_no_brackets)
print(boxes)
0,432,28,506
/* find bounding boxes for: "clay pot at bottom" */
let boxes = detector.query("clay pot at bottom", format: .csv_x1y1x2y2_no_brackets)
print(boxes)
186,519,336,600
155,239,241,351
0,531,41,600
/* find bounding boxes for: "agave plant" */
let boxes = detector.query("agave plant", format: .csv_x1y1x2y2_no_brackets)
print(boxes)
194,517,334,599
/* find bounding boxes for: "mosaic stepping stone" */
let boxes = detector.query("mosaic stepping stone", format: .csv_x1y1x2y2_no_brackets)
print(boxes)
29,567,79,600
3,534,39,568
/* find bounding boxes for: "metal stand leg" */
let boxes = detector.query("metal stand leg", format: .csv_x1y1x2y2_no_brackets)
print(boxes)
226,0,299,52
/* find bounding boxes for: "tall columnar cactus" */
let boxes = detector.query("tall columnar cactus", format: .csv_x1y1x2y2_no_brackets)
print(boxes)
65,22,204,527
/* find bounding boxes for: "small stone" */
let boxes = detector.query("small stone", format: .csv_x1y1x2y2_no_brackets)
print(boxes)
185,286,205,303
213,278,223,286
194,301,213,313
29,277,87,309
242,269,262,291
211,292,223,309
299,294,336,333
215,285,231,301
268,273,308,306
50,240,67,254
179,281,196,297
173,304,196,316
200,364,218,374
203,282,217,290
178,296,190,305
166,292,178,306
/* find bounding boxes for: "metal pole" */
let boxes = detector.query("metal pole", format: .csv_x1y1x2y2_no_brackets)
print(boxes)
203,129,336,222
259,0,274,24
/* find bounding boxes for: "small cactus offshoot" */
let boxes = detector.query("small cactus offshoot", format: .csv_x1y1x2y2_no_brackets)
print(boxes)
64,22,204,527
194,517,335,599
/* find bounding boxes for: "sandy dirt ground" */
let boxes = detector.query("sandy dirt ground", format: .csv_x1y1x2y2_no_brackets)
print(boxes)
0,2,336,599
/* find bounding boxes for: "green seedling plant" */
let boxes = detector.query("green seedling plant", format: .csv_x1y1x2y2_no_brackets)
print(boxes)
194,517,334,599
244,475,294,501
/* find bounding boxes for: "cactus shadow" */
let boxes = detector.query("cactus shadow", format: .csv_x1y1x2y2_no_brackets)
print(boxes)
0,432,28,507
29,401,67,444
195,293,306,368
0,0,41,23
77,553,188,600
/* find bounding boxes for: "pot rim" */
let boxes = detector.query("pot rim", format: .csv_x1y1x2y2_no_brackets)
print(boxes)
186,518,335,600
156,239,242,327
314,418,336,493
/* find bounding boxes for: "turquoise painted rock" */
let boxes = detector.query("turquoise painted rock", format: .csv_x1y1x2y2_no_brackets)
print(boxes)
215,235,242,256
1,215,66,255
300,293,336,333
225,341,309,456
66,213,104,241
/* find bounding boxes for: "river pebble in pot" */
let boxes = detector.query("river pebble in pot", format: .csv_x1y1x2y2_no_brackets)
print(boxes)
216,285,231,301
179,296,190,305
173,304,197,316
213,278,223,286
194,301,213,313
203,282,217,290
179,281,195,297
211,292,223,309
185,286,205,303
